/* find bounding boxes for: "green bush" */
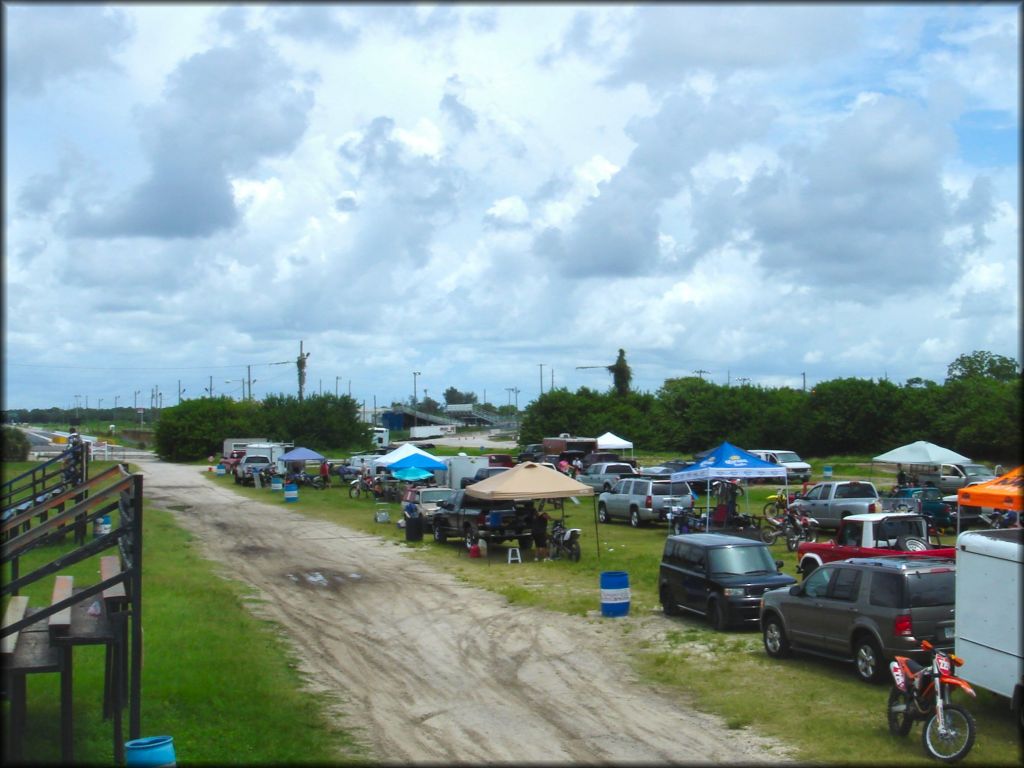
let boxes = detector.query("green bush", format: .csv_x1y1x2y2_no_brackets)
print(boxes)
2,426,30,460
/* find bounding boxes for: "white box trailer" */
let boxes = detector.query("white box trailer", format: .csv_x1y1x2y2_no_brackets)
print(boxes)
954,527,1023,723
222,437,268,457
444,455,489,490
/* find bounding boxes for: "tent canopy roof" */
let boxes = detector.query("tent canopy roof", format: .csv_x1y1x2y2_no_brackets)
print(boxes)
958,465,1023,513
873,441,971,465
670,441,787,482
465,461,594,500
596,431,633,450
373,443,444,468
279,446,325,462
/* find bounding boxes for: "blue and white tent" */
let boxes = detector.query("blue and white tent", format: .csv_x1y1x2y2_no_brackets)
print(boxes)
671,441,788,523
669,441,787,483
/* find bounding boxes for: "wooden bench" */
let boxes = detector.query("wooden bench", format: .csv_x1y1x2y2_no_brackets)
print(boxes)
1,595,29,655
48,575,74,638
100,556,127,604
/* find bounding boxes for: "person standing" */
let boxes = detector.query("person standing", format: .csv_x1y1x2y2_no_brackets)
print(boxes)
897,464,908,487
319,458,331,488
531,508,551,561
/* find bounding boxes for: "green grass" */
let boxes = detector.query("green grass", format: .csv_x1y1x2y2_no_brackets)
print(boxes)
2,462,364,764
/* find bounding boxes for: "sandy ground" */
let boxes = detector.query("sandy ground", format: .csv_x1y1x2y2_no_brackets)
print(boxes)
137,457,794,764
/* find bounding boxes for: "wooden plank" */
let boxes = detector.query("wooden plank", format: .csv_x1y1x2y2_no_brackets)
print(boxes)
1,595,29,654
100,555,126,601
49,575,74,634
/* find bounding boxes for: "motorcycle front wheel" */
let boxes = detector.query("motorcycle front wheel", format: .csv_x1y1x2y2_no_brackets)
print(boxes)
760,526,779,545
921,704,975,762
348,485,361,499
886,686,914,737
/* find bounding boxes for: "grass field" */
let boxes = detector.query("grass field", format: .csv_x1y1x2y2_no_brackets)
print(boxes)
3,456,1019,764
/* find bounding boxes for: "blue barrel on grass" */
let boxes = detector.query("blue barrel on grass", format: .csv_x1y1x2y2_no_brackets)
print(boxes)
284,483,298,503
125,735,176,767
215,463,226,476
823,465,833,479
92,514,111,538
271,476,283,492
599,571,631,617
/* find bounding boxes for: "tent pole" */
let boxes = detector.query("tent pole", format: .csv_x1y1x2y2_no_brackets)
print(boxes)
593,496,600,562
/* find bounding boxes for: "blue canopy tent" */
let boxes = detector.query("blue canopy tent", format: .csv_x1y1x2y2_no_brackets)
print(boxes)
387,450,447,471
670,441,787,526
279,447,325,462
392,467,435,482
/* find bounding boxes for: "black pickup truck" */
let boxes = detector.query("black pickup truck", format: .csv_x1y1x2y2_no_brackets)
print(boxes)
431,490,534,549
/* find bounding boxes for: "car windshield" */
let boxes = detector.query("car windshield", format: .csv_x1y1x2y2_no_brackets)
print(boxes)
708,545,776,575
907,570,956,607
418,490,451,503
876,518,928,540
963,464,993,477
606,464,634,474
775,451,802,463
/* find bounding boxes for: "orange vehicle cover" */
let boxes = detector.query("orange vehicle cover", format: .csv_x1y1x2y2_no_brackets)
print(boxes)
958,465,1023,513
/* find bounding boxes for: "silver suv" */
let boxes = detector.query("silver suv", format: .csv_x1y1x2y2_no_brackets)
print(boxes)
598,477,694,527
760,556,956,683
577,462,638,492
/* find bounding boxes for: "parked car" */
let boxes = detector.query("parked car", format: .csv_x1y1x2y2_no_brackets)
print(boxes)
598,477,694,527
759,556,957,683
747,449,812,484
882,486,957,530
659,533,796,630
516,444,545,463
401,486,455,529
577,462,639,492
485,453,515,468
790,480,881,529
913,463,996,494
460,466,510,488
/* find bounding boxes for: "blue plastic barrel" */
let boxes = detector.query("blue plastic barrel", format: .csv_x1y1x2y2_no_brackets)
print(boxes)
271,476,283,492
284,483,298,503
92,514,112,538
215,463,226,476
487,511,503,529
600,571,631,617
823,465,833,479
125,735,176,767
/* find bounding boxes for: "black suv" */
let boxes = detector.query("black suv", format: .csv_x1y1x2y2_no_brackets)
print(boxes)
759,556,956,683
659,533,796,630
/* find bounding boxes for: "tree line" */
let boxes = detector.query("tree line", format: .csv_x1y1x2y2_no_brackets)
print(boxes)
519,351,1021,463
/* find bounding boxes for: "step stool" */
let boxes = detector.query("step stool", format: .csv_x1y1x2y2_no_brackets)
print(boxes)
507,547,522,564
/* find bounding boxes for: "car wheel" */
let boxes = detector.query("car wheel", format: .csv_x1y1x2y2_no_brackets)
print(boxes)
887,685,914,737
598,503,610,524
629,508,641,528
660,585,680,616
853,634,885,683
897,536,929,551
709,598,729,631
762,615,790,658
432,525,447,543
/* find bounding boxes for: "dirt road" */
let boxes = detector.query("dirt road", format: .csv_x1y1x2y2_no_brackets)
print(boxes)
138,458,793,764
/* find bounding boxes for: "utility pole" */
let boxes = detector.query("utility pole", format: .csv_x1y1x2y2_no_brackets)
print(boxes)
550,368,554,391
737,377,750,386
539,363,544,396
297,340,310,401
335,376,341,397
801,372,806,391
178,379,184,403
114,395,120,408
694,369,710,380
247,365,253,401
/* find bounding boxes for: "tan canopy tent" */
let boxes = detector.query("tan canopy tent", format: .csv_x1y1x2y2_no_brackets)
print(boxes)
465,461,594,500
464,462,600,559
958,465,1022,514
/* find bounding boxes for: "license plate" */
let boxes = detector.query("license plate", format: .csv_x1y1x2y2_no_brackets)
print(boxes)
943,626,955,639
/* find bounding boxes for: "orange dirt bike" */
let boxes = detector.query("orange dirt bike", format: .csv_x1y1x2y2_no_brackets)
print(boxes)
888,639,977,762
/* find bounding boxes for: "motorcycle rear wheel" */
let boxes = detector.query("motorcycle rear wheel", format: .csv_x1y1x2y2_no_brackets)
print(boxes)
887,686,915,737
567,540,581,562
349,486,361,499
921,704,975,762
760,526,779,545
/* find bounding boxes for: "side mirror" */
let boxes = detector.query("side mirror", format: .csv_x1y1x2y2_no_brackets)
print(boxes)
788,584,803,596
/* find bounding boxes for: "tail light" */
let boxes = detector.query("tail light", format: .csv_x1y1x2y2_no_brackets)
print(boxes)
867,501,878,513
894,614,913,637
645,495,653,509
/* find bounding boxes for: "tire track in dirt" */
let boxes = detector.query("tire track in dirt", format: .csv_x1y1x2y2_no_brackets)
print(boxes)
139,459,794,764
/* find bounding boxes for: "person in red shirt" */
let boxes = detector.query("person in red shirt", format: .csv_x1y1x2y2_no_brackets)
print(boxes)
319,459,331,488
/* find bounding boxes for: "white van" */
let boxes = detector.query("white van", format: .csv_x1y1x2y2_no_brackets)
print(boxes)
955,528,1023,727
748,449,812,483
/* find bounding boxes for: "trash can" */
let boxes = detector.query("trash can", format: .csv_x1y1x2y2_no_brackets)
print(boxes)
405,514,423,542
823,465,833,479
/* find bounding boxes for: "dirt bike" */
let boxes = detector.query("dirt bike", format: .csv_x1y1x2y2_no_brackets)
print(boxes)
762,487,798,518
888,639,977,763
291,472,326,490
348,475,377,499
980,509,1018,529
760,508,819,550
668,506,707,534
548,518,581,562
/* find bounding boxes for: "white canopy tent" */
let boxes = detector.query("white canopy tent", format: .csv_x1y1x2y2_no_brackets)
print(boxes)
372,443,444,467
873,441,971,466
596,431,633,452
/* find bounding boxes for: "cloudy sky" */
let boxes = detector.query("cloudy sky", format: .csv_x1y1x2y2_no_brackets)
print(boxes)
4,3,1019,414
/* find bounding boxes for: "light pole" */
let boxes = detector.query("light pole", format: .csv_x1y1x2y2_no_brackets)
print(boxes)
412,371,421,429
114,395,120,409
335,376,341,397
98,398,103,410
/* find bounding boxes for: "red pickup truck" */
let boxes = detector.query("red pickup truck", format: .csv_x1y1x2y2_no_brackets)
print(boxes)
796,512,956,578
220,449,246,474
